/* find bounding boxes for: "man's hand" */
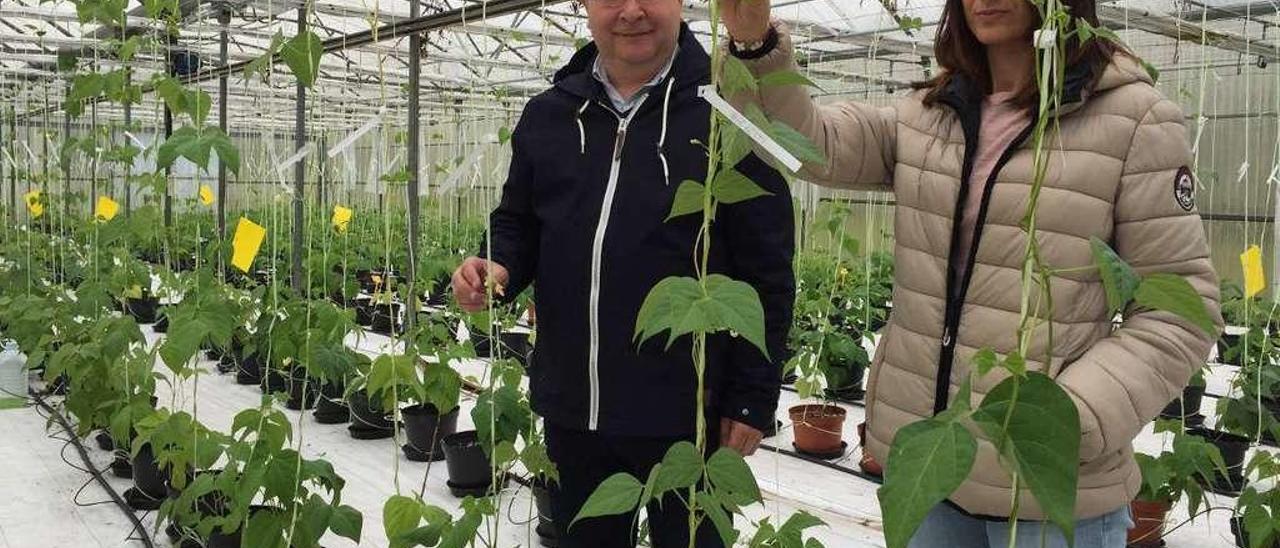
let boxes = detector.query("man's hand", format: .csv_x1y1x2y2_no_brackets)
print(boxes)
721,0,772,44
452,257,510,313
720,417,764,456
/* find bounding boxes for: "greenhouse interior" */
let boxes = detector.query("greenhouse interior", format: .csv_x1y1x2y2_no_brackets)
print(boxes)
1,0,1279,546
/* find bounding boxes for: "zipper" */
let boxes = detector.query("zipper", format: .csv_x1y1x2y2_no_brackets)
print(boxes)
932,117,1037,415
587,98,647,431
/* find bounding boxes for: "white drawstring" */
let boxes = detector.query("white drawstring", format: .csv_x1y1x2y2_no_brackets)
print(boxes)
576,99,591,154
657,77,676,185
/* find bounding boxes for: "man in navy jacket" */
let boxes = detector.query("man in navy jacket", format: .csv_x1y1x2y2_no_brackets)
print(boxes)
452,0,794,545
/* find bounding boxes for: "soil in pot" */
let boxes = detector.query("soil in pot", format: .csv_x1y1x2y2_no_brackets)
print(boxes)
314,381,349,424
286,371,318,410
442,430,504,496
403,404,459,462
1127,499,1171,547
1188,427,1250,494
124,295,160,324
1159,385,1206,420
790,404,847,458
348,391,395,439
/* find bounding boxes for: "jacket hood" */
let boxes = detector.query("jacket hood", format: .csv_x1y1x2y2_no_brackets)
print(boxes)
553,21,710,100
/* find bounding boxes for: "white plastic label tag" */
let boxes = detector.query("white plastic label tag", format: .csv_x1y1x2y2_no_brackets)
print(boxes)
328,107,385,158
276,143,315,177
697,85,803,173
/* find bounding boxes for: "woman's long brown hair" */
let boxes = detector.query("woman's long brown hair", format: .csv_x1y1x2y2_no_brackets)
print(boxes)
916,0,1127,109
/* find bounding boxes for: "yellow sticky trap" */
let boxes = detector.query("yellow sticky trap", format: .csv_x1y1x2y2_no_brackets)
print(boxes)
24,190,43,218
199,185,215,206
230,217,266,273
332,205,353,233
1241,245,1266,298
95,196,119,221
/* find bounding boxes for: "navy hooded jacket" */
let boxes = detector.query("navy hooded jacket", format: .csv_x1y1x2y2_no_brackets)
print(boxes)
481,23,795,437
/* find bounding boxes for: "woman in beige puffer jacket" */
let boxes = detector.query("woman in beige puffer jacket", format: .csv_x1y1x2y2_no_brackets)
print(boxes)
723,0,1223,544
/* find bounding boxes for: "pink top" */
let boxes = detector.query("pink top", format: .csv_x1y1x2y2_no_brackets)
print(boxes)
952,91,1029,293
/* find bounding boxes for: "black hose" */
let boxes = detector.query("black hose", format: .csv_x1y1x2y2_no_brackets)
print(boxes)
30,391,156,548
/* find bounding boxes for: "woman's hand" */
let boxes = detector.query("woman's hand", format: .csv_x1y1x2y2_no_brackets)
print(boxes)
722,0,772,44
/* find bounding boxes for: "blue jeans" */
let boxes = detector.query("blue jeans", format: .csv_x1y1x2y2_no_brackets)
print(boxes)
907,502,1133,548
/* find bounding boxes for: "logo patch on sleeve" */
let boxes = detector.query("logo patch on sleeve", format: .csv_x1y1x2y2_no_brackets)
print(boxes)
1174,166,1196,212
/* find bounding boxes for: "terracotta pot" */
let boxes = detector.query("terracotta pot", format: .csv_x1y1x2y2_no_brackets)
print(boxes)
789,404,846,454
857,422,883,476
1127,499,1171,547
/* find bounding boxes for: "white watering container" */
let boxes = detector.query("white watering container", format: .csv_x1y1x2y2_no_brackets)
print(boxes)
0,340,27,406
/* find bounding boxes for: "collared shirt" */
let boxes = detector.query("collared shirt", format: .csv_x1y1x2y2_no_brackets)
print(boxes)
591,46,679,114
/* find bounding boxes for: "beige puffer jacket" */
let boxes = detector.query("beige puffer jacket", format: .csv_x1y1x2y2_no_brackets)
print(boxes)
733,27,1223,520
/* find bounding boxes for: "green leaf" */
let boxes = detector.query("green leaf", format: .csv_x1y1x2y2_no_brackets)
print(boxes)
571,473,643,527
720,123,752,168
1134,273,1216,335
498,126,512,145
119,36,141,63
634,275,768,358
243,508,286,548
696,491,740,546
703,274,770,358
972,373,1080,545
1002,351,1026,378
767,120,826,167
652,441,703,498
758,70,820,90
185,89,212,126
667,180,707,220
707,447,762,506
282,30,324,88
877,419,977,548
1089,236,1140,317
634,276,704,345
721,55,758,96
205,127,240,175
711,169,772,204
972,349,998,376
383,495,421,540
330,504,363,541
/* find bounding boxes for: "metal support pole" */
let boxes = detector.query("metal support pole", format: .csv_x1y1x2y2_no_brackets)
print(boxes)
62,92,70,222
123,79,132,215
218,8,230,276
406,0,422,329
290,7,306,294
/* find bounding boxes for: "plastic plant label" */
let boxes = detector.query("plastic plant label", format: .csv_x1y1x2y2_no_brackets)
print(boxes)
697,85,803,173
1034,29,1057,49
230,217,267,273
24,190,43,218
328,107,385,158
95,196,120,221
275,143,314,177
199,184,215,206
332,205,353,232
1241,245,1266,298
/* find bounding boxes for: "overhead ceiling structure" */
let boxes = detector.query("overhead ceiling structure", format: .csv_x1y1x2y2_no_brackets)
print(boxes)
0,0,1277,133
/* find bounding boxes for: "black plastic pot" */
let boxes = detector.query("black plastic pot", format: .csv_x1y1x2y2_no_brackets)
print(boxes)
235,354,262,385
531,479,558,547
110,452,133,479
95,430,114,451
354,298,374,327
153,310,170,333
442,430,504,496
314,381,349,424
131,443,169,505
348,391,395,439
403,405,459,462
371,302,405,336
1160,385,1207,420
1231,516,1280,548
260,367,289,395
1218,333,1242,366
286,371,318,410
1188,427,1250,494
124,295,161,324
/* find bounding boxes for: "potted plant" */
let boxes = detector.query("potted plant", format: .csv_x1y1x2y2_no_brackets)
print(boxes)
1128,424,1225,546
129,409,227,511
786,335,848,459
446,357,528,497
1159,367,1208,426
1231,452,1280,548
400,319,467,461
346,354,399,439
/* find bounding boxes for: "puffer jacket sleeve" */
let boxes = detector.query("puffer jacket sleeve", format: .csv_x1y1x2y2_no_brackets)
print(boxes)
726,24,896,191
1056,96,1223,462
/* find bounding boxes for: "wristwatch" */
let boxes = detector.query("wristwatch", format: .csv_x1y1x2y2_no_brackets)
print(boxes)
729,25,780,60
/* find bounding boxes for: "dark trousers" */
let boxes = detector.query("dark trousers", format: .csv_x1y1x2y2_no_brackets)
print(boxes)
545,421,725,548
